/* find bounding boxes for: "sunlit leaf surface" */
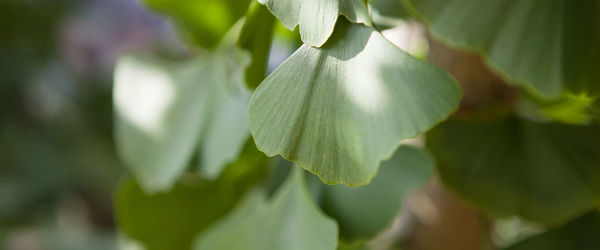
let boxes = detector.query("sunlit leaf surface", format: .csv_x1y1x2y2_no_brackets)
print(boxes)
141,0,252,48
404,0,600,97
427,116,600,225
113,26,251,192
505,211,600,250
194,168,338,250
249,19,460,186
322,145,434,239
258,0,371,46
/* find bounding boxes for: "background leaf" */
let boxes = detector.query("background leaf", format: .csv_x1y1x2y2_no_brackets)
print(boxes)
249,19,460,186
115,139,269,250
238,2,276,89
193,168,338,250
113,24,251,192
322,145,434,239
427,115,600,225
404,0,600,98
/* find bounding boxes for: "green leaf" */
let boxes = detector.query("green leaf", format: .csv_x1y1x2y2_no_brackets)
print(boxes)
258,0,372,47
404,0,600,98
113,24,251,192
141,0,252,48
115,139,269,250
322,145,434,239
504,211,600,250
248,19,461,186
239,2,276,89
193,168,338,250
427,115,600,225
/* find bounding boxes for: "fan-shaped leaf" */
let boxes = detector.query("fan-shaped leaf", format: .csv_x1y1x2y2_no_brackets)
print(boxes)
113,25,251,192
404,0,600,97
427,116,600,225
194,168,338,250
249,19,461,186
258,0,371,47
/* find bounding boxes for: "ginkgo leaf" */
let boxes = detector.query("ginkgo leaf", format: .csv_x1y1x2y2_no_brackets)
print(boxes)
248,19,461,186
115,141,269,250
427,115,600,225
193,168,338,250
504,211,600,250
322,145,434,240
113,24,251,192
258,0,372,47
141,0,252,48
404,0,600,98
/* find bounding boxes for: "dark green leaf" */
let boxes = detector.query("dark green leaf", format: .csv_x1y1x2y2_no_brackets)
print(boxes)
427,116,600,225
505,211,600,250
239,2,276,89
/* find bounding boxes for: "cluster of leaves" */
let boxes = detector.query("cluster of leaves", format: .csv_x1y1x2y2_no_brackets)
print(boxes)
113,0,600,249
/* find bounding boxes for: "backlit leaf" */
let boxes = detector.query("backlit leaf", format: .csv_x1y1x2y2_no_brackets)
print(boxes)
113,24,251,192
249,19,461,186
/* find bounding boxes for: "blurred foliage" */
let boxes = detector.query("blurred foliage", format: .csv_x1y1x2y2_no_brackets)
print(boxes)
115,139,270,250
404,0,600,98
505,211,600,250
141,0,252,48
321,146,433,240
427,115,600,226
193,168,338,250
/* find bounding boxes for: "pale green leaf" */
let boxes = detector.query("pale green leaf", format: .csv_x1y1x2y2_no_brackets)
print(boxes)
404,0,600,98
322,145,434,239
257,0,372,47
193,168,338,250
504,211,600,250
113,24,251,192
249,19,461,186
427,116,600,225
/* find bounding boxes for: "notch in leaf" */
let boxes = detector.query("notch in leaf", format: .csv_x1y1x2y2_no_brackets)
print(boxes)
258,0,372,47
